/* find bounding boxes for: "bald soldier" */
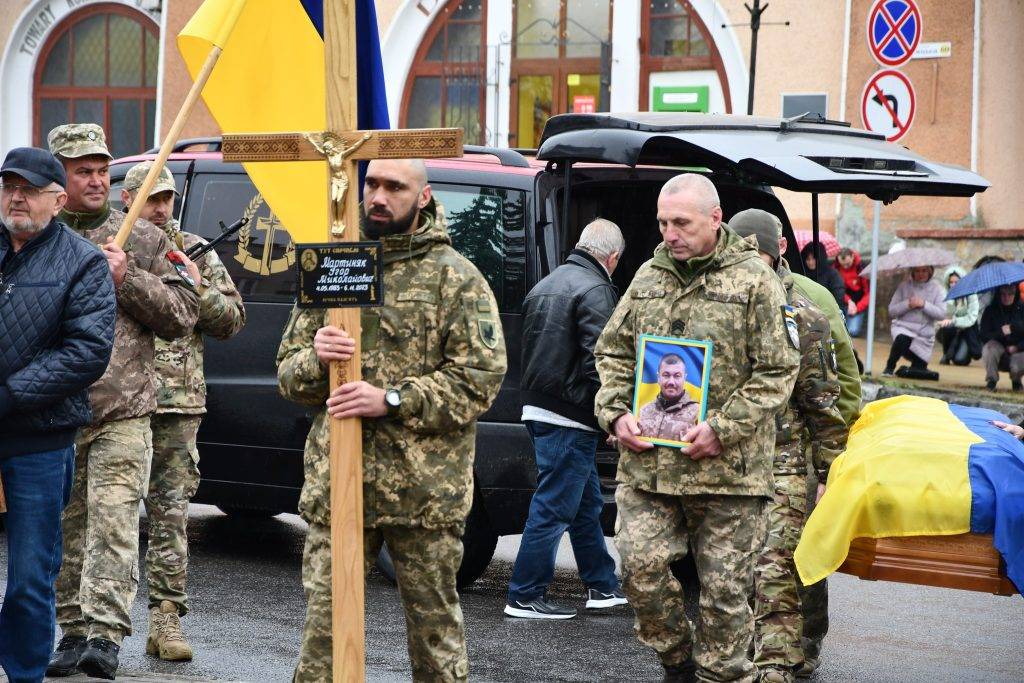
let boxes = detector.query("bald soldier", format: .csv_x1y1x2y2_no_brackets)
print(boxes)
46,125,199,679
637,354,700,442
121,162,245,662
730,209,848,683
595,174,799,682
277,159,506,681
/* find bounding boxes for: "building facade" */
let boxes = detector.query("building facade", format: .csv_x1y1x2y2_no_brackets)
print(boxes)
0,0,1020,259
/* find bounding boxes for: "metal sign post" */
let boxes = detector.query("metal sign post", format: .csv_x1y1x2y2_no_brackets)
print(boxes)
865,200,882,375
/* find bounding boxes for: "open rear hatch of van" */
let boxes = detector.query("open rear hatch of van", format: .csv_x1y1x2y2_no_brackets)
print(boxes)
536,113,989,202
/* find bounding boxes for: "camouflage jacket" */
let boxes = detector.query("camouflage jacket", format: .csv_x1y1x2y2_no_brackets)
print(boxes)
775,262,848,479
155,219,246,414
277,200,507,528
637,394,700,442
791,273,862,426
595,226,800,498
60,204,199,425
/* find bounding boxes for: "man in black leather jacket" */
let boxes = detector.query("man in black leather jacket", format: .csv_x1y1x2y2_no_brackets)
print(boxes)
504,218,628,620
0,147,115,682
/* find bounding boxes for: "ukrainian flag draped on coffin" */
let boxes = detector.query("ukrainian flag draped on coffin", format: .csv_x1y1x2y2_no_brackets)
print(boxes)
635,339,705,410
794,396,1024,594
177,0,390,243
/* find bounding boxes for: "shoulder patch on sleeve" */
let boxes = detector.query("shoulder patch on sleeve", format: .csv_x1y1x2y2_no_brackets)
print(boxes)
782,305,800,349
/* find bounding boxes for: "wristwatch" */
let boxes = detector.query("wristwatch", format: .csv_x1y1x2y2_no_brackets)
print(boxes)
384,387,402,416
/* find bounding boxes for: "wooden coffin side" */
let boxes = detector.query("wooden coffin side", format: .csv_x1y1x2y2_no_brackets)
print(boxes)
838,533,1017,596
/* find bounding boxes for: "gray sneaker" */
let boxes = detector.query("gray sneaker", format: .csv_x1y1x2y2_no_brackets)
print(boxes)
504,597,577,619
585,587,628,609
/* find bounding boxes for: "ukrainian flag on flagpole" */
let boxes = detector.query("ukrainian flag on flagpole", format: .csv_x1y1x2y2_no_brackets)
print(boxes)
795,396,1024,594
635,338,705,410
177,0,390,243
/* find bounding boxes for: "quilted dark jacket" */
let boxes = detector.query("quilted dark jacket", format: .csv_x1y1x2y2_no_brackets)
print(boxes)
0,220,116,458
520,249,618,429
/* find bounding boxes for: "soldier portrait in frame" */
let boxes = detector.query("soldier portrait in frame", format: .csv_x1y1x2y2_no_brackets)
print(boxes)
631,335,712,448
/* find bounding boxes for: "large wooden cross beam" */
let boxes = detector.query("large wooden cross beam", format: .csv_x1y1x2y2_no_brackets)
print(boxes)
222,2,463,679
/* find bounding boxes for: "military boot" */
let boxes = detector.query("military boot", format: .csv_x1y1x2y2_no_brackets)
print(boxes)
77,637,119,680
46,634,86,676
147,600,194,661
759,665,795,683
662,659,696,683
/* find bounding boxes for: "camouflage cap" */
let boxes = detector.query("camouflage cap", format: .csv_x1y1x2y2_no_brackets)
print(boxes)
47,123,112,160
729,208,782,260
123,161,178,197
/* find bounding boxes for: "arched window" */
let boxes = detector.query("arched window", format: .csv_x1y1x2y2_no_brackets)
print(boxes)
34,4,158,158
640,0,731,112
401,0,487,145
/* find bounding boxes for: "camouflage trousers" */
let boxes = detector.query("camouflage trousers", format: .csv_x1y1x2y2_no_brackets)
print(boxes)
144,413,202,615
752,472,807,671
295,520,468,683
798,469,828,661
615,484,765,683
56,416,153,645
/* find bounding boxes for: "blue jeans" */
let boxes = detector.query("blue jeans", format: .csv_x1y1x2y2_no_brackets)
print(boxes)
846,311,866,337
0,447,75,683
508,422,619,602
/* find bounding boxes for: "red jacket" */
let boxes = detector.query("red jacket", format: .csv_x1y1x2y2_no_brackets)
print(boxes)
836,250,870,314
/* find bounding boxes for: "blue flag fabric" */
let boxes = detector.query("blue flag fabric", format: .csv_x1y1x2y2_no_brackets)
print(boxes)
953,405,1024,592
298,0,390,130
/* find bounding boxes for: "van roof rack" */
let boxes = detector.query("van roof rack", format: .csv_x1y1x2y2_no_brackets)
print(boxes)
463,145,531,168
145,137,223,154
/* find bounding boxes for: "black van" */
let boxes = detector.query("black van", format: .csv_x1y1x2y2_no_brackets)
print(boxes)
111,113,988,586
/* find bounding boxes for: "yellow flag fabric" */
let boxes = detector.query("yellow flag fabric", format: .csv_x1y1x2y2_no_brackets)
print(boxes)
178,0,328,242
794,395,977,586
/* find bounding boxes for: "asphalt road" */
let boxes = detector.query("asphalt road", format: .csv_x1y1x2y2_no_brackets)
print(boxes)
0,504,1021,682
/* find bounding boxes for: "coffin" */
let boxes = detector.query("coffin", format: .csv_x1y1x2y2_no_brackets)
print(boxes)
838,533,1016,596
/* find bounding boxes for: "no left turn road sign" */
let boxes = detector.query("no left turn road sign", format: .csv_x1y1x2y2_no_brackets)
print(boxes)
867,0,922,67
861,69,916,143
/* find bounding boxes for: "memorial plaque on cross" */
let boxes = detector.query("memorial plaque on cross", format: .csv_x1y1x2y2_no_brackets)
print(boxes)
221,1,463,679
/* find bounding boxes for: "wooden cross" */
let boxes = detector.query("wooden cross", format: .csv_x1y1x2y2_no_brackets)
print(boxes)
221,2,462,680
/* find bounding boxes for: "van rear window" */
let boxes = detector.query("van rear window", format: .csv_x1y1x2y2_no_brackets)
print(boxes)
182,174,297,303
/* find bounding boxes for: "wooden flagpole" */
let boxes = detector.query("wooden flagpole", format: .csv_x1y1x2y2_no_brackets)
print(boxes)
114,45,222,248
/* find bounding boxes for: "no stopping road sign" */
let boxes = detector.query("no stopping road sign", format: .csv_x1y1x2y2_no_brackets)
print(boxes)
867,0,922,67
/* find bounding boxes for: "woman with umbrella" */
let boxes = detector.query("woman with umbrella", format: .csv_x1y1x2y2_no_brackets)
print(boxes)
936,266,981,366
946,260,1024,390
883,265,947,379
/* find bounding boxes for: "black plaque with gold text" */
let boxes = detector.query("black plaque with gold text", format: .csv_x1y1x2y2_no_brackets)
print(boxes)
296,242,383,309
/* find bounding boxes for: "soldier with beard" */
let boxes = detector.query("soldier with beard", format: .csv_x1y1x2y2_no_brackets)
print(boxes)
120,161,245,662
277,159,507,681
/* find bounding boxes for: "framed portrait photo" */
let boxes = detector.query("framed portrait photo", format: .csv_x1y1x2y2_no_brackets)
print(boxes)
631,335,713,448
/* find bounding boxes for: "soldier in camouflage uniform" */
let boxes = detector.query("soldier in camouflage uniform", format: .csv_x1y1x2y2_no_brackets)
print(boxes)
637,354,701,441
277,159,506,682
120,161,246,662
595,174,799,683
730,209,849,683
44,125,199,679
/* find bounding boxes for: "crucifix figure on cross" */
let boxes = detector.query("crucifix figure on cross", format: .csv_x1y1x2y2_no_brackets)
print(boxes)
221,2,508,682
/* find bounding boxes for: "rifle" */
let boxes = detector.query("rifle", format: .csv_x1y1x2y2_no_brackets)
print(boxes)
185,214,249,262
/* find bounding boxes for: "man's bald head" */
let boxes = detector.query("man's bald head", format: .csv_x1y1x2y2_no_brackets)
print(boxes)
659,173,721,213
363,158,433,238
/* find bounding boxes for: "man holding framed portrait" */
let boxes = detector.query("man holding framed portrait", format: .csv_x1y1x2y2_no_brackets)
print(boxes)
595,174,800,683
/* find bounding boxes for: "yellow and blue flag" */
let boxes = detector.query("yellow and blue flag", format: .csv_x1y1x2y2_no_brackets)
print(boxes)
795,396,1024,594
633,335,709,412
177,0,390,243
